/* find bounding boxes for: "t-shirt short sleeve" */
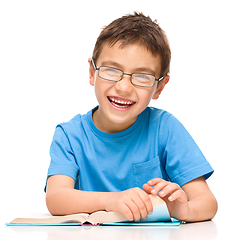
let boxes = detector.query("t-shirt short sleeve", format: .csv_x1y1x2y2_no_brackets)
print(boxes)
159,114,214,186
45,124,79,190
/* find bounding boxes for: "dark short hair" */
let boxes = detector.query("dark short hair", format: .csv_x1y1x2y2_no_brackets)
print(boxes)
92,12,171,76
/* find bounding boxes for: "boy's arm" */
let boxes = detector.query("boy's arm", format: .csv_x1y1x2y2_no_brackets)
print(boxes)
143,176,218,222
46,175,153,222
46,175,105,215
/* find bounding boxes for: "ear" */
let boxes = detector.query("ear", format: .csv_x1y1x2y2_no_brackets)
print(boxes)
152,75,170,100
88,58,95,86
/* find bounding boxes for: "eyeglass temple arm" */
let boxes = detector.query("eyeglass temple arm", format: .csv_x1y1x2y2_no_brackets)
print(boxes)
157,76,165,81
91,58,98,70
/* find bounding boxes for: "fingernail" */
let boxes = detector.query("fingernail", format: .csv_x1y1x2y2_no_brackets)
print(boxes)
159,191,164,196
149,211,153,215
151,189,156,194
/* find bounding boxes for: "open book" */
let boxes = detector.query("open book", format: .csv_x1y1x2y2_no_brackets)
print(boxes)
6,195,180,226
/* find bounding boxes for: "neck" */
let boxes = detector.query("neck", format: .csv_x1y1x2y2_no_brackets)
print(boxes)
92,107,137,133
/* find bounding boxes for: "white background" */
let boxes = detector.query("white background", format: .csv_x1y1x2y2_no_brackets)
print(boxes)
1,0,234,230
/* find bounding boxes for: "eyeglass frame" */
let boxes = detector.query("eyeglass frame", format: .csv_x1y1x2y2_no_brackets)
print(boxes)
91,58,164,88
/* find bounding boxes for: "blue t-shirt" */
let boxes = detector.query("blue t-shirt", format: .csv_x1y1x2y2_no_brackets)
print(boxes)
45,106,213,192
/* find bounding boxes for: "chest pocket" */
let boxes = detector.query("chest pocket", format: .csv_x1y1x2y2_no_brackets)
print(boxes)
132,157,163,188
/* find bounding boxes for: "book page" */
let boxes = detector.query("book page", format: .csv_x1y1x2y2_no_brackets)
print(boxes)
10,213,89,225
149,194,165,207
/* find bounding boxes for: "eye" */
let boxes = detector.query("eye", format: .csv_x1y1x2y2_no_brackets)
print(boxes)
108,68,118,72
104,67,120,75
99,66,122,81
133,74,151,82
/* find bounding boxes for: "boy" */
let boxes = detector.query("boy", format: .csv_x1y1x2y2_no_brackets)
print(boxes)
45,12,217,222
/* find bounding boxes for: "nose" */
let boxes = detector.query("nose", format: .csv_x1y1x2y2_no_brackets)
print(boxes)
114,74,134,96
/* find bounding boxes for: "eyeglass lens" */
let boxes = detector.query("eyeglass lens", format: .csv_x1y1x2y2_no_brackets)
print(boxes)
98,66,155,87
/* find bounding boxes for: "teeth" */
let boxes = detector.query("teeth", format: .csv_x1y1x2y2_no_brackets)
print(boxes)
112,102,129,108
109,97,134,105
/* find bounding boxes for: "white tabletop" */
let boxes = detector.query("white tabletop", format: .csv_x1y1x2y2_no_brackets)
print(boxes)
1,215,231,240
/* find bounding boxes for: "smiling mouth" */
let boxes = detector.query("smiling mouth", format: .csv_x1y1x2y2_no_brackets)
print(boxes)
108,96,136,108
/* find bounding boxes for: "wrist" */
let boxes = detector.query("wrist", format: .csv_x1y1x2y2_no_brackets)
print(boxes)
97,192,116,212
180,202,194,222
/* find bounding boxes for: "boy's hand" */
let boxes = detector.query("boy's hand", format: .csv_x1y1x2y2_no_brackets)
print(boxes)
104,187,153,222
143,178,189,221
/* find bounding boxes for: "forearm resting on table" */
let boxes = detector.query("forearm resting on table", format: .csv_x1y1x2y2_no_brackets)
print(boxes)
180,177,218,222
46,188,109,215
185,192,218,222
46,175,109,216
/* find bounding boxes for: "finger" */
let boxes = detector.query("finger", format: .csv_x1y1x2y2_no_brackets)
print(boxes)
157,182,181,198
147,178,164,187
136,191,153,219
151,181,169,195
142,183,152,194
130,198,146,221
120,190,142,222
118,201,135,221
168,189,187,203
129,190,149,221
128,199,141,222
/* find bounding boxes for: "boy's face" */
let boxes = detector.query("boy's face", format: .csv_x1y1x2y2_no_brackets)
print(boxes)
89,42,169,133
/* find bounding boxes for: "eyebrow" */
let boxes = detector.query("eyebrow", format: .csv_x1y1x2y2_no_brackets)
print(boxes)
100,60,157,75
101,60,123,69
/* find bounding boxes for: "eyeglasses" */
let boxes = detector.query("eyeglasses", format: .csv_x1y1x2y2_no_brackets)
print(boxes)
91,58,164,88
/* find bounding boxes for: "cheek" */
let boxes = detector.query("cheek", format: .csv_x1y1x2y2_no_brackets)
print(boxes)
93,79,111,103
137,89,156,104
94,83,103,103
